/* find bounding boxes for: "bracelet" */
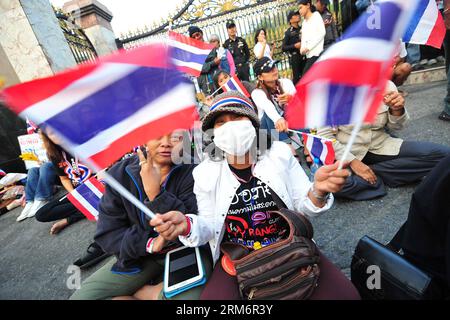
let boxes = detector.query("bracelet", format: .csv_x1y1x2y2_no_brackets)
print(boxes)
146,237,156,254
181,215,192,237
310,184,330,202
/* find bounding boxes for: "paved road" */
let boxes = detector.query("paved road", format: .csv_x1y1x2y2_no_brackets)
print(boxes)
0,81,449,300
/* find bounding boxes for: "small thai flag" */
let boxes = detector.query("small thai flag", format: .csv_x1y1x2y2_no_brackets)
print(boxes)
67,177,105,221
301,133,335,166
26,117,38,134
222,74,251,98
403,0,446,49
168,31,215,77
0,169,6,177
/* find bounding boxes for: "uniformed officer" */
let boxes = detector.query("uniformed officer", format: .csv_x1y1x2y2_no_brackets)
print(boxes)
282,10,305,85
223,20,251,81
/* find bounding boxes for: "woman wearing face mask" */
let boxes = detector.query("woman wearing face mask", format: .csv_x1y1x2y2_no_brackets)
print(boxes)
150,91,360,300
251,57,296,143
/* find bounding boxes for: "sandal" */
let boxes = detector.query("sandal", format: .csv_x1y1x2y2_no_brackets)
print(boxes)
73,242,111,269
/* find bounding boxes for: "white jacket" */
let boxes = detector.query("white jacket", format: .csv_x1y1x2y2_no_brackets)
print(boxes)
251,78,297,122
179,142,334,264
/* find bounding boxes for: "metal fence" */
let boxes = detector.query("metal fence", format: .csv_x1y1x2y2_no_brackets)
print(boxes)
118,0,342,80
119,0,299,80
56,10,98,64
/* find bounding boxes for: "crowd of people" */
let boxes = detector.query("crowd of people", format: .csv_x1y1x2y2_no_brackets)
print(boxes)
6,0,450,300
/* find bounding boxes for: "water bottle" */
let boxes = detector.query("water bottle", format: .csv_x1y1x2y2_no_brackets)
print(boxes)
310,157,321,182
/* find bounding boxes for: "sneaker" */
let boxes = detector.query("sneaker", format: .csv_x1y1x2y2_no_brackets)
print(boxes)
26,200,48,218
16,202,34,222
419,59,429,65
427,58,438,66
439,111,450,121
412,63,424,71
437,56,445,63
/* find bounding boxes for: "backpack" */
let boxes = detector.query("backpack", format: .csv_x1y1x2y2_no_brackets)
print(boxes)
220,208,320,300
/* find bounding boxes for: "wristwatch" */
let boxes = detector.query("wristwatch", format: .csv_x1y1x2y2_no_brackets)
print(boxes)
310,184,330,202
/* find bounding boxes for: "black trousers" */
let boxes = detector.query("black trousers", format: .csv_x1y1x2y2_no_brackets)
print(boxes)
290,54,305,85
302,56,320,76
335,141,450,201
236,63,250,82
35,196,85,225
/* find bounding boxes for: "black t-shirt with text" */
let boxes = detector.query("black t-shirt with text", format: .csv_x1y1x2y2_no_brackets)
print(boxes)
224,165,289,249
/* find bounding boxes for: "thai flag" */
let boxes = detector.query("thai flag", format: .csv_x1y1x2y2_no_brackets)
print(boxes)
0,169,6,177
26,117,38,134
403,0,445,49
226,50,236,77
222,74,251,97
67,177,105,221
301,133,335,166
286,0,419,130
1,44,198,170
168,31,214,77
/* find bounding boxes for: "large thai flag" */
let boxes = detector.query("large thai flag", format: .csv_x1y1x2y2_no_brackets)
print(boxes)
1,44,198,170
286,0,419,130
168,31,214,77
222,74,251,97
403,0,445,49
301,133,335,166
67,177,105,221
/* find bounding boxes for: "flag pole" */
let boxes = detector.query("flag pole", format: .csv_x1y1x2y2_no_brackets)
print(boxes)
101,172,156,219
81,158,156,219
337,120,363,170
207,83,226,98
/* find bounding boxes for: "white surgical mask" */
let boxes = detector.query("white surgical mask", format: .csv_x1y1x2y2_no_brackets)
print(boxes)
213,119,256,156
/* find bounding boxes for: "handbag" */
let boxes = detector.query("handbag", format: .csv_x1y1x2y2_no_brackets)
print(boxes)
220,208,320,300
350,231,443,300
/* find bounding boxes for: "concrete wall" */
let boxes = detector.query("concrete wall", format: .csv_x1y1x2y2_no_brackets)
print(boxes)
20,0,76,72
0,0,76,86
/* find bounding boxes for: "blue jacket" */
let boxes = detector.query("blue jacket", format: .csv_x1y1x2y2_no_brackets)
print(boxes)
94,155,198,273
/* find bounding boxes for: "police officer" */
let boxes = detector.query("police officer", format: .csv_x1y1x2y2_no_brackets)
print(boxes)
282,11,305,85
223,20,251,81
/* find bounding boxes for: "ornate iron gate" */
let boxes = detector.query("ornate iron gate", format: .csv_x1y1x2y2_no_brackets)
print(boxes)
55,8,98,64
117,0,340,79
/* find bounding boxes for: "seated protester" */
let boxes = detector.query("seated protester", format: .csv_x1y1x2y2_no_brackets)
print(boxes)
392,41,412,87
190,26,221,96
150,92,361,300
35,129,109,268
35,130,93,234
317,81,450,201
251,57,296,143
209,34,233,75
16,134,57,221
213,70,256,98
392,154,450,297
70,131,212,300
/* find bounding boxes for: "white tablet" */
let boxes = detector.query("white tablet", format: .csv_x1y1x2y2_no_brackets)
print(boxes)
163,246,205,297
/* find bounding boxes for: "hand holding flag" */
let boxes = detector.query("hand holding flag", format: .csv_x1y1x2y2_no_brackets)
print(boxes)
1,43,199,219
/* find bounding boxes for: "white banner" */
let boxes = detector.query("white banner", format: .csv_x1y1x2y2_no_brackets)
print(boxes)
17,134,49,170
